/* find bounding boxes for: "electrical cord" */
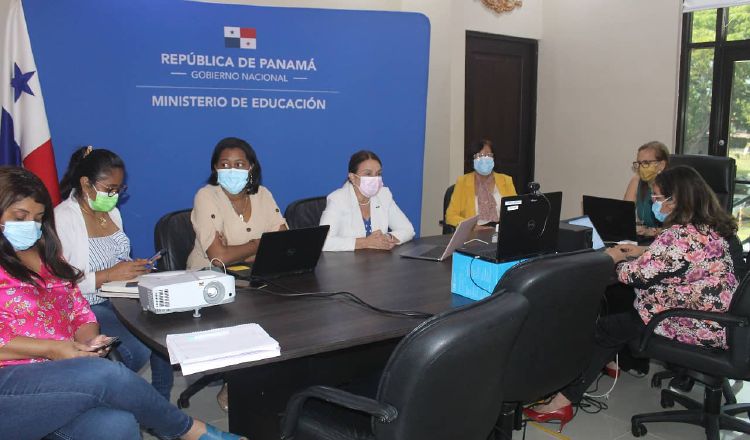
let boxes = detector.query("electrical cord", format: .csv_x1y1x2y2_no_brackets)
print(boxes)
249,276,434,319
469,256,492,294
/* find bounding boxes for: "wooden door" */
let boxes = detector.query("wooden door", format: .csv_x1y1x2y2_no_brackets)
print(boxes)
465,31,537,192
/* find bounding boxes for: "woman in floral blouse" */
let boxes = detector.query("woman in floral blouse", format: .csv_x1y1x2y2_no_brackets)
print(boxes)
524,165,739,431
0,167,244,440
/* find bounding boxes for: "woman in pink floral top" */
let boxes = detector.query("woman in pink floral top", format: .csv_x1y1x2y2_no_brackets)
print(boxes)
524,166,740,431
0,167,245,440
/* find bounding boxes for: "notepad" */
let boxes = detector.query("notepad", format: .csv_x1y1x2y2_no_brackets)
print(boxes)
98,278,140,298
166,323,281,375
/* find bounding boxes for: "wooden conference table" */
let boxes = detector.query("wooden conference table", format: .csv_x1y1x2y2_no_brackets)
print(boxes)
112,234,473,439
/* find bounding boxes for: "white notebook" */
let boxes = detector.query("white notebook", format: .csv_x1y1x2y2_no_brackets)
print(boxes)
166,323,281,375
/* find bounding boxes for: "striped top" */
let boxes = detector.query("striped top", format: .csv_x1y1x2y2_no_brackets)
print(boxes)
84,230,131,305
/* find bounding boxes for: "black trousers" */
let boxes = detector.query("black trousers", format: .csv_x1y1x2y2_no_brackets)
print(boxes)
561,309,645,403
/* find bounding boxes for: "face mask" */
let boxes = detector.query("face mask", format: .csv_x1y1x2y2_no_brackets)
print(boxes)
87,188,119,212
357,176,383,198
217,169,250,195
638,166,659,182
1,221,42,251
473,157,495,176
651,199,670,223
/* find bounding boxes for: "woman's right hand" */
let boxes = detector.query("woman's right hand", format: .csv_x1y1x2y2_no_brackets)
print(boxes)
47,339,100,360
103,260,151,282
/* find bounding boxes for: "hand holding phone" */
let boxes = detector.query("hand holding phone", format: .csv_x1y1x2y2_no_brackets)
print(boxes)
144,249,165,270
91,336,120,351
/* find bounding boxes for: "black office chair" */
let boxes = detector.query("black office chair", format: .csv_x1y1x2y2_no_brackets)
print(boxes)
279,291,530,440
153,209,194,271
154,208,219,409
492,250,614,435
670,154,736,213
439,185,455,235
284,196,327,229
630,273,750,439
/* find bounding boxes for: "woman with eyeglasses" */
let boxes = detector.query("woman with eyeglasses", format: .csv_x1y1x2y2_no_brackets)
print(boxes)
55,146,174,401
445,139,517,230
624,141,670,236
524,166,739,432
0,166,246,440
320,150,414,251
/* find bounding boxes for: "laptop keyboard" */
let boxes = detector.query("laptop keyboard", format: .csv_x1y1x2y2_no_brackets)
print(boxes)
421,246,446,259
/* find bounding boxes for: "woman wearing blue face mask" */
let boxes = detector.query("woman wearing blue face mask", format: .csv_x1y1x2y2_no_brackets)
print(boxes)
445,140,517,229
55,146,175,402
187,137,287,271
0,167,246,440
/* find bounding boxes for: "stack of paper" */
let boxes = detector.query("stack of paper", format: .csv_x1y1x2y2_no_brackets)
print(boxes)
98,278,140,298
166,323,281,375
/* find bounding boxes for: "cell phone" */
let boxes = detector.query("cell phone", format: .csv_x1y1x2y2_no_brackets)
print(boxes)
93,336,120,350
144,249,166,269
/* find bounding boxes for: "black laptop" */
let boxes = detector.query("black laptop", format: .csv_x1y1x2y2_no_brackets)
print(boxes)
226,225,329,281
581,195,637,242
459,192,563,263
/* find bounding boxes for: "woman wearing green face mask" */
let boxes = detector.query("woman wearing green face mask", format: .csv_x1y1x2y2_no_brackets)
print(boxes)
624,141,670,236
54,146,175,402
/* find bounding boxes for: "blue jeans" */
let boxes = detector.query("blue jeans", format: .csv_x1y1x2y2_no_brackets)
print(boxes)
0,357,192,440
93,300,174,401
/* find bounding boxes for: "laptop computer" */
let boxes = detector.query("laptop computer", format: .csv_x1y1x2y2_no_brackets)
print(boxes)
226,225,330,281
400,215,479,261
459,192,563,263
565,215,605,250
581,195,637,242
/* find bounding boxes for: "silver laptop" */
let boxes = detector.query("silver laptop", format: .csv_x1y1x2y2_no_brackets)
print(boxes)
566,215,605,250
400,215,479,261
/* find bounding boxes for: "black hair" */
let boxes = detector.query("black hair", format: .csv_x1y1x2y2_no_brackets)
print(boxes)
0,167,82,285
59,147,125,200
207,137,261,195
654,165,737,239
347,150,382,174
465,139,494,170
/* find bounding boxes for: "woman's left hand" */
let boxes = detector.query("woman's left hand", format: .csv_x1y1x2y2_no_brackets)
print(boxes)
86,334,116,357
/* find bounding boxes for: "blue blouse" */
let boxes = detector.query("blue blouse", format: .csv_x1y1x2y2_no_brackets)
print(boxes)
636,184,660,228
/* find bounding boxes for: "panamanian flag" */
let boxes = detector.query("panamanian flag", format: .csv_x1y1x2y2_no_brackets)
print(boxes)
1,0,60,204
224,26,256,49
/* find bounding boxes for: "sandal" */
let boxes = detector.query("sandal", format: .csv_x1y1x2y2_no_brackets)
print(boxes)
199,423,246,440
216,383,229,412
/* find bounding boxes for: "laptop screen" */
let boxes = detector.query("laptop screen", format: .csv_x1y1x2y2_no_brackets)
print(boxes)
567,215,605,250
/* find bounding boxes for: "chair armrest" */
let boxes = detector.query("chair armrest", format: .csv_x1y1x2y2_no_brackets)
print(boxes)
638,308,749,352
280,385,398,439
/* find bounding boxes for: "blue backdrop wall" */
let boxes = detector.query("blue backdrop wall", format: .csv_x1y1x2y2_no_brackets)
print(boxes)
22,0,430,257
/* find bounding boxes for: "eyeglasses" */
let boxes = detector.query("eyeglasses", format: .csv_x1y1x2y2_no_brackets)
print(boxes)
650,195,672,203
92,182,127,197
474,152,494,159
632,160,662,171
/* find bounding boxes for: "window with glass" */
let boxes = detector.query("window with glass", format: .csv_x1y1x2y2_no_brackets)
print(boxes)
677,5,750,244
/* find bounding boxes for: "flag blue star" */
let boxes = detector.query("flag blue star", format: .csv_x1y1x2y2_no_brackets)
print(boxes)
10,63,35,102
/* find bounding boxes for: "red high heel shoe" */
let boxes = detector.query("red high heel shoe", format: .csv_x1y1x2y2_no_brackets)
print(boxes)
603,364,620,379
523,404,574,432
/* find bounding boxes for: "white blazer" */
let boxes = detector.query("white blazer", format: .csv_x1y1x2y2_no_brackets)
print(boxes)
320,182,415,252
54,192,124,295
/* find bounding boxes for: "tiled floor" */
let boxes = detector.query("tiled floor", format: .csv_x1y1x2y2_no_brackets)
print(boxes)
142,363,750,440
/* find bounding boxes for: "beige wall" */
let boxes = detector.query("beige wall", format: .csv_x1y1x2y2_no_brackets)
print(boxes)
536,0,683,218
198,0,682,231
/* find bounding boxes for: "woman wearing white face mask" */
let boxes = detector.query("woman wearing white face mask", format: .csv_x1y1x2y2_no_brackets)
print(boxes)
187,137,287,270
320,150,414,251
445,140,517,230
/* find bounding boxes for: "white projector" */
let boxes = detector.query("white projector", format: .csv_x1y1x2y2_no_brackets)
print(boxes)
138,270,235,317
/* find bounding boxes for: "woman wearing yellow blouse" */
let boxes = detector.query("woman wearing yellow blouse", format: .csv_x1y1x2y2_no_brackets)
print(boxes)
445,140,517,228
187,137,287,269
